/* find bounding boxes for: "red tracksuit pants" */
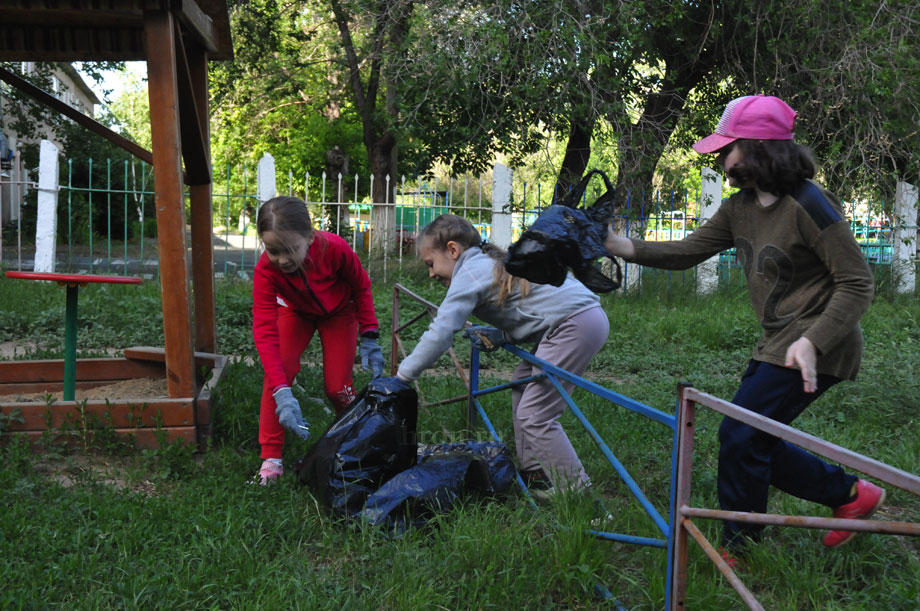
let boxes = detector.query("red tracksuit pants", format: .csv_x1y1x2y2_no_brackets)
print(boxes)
259,304,358,459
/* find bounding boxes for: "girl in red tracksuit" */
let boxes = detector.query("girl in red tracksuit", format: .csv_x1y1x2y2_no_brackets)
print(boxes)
251,196,383,484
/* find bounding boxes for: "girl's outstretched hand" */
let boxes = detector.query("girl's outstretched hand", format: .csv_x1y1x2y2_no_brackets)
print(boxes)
785,336,818,393
273,387,310,439
359,334,386,377
463,326,505,352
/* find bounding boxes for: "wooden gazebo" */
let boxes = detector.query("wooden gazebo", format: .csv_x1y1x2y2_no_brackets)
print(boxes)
0,1,233,448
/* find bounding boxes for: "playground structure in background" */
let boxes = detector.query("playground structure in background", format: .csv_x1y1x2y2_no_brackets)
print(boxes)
390,284,920,610
0,3,235,449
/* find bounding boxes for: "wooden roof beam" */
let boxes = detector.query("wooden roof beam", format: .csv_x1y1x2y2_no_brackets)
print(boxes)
172,0,218,55
0,64,153,165
173,19,211,185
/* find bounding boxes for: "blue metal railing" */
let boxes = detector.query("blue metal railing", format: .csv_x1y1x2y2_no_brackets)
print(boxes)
466,340,682,607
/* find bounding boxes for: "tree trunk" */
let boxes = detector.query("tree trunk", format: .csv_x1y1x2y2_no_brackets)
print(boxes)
554,119,594,203
612,87,692,239
330,0,413,256
369,132,397,253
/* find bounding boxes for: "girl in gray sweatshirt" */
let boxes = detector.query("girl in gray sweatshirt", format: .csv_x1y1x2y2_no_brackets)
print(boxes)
396,214,609,496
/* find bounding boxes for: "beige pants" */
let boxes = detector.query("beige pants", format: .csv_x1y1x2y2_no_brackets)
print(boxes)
511,305,609,489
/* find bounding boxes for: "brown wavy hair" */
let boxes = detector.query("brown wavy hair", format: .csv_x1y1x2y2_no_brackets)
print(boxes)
418,213,530,305
725,139,817,197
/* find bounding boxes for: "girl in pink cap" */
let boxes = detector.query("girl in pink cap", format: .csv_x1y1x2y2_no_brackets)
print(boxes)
605,95,884,558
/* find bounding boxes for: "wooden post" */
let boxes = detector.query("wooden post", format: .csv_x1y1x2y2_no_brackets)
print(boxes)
188,43,217,354
145,10,196,398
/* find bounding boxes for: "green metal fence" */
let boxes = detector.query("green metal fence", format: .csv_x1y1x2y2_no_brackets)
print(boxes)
0,158,911,292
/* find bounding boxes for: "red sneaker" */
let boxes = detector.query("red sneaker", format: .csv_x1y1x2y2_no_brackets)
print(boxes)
718,546,740,571
823,480,886,548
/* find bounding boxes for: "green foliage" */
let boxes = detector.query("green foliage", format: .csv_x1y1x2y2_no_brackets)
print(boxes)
209,1,368,183
103,64,152,151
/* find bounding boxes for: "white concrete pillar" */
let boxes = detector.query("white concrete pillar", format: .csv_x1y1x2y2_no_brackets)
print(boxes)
697,167,724,294
894,181,918,294
257,152,276,204
34,140,60,272
491,163,513,248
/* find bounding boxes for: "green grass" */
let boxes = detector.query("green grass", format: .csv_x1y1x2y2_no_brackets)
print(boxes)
1,262,919,609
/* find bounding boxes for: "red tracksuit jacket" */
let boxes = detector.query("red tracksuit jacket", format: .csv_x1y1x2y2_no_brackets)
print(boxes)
252,231,378,390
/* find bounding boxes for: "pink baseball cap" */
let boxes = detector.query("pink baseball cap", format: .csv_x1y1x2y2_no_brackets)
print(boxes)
692,95,797,154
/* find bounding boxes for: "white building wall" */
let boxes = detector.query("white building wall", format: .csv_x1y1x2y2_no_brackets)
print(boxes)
1,62,99,227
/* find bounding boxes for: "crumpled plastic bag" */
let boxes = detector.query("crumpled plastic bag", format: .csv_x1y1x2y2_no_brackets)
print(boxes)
358,441,516,529
504,169,622,293
294,377,418,518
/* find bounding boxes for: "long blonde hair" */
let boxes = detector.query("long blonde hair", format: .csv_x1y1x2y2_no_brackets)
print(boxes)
418,214,530,305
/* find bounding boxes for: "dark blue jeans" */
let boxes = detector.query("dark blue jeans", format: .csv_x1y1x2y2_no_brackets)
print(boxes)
718,360,858,548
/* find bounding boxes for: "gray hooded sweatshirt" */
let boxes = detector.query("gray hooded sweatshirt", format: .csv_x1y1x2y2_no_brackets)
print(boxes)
397,247,600,381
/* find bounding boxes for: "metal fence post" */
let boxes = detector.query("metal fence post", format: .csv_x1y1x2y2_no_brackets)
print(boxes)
894,181,918,294
669,383,696,610
34,139,60,272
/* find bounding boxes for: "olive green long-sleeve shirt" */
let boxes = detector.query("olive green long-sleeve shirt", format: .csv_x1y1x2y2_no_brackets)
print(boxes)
629,181,873,380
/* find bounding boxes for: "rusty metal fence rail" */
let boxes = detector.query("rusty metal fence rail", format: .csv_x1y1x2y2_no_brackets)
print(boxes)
672,385,920,610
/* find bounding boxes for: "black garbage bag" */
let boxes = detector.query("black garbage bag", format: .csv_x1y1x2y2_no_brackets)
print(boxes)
294,377,418,518
358,441,515,529
504,169,622,293
418,441,516,495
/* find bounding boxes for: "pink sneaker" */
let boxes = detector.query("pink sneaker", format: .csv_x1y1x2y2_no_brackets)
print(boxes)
823,480,886,548
253,460,283,486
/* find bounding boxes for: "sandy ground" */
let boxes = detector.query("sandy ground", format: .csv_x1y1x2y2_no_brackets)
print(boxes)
0,377,168,402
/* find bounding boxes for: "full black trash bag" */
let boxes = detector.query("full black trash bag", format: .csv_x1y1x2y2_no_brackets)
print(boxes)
418,441,516,495
294,377,418,518
358,441,515,529
504,169,622,293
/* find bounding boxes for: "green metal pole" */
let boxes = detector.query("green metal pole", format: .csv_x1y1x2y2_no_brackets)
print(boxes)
224,163,230,276
63,283,79,401
140,162,146,276
123,160,128,275
67,158,73,268
107,158,112,271
242,165,247,273
88,158,94,274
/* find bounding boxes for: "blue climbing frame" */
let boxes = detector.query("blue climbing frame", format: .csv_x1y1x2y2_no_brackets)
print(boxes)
466,342,684,607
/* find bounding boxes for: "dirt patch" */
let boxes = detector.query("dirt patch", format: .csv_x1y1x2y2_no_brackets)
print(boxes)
0,342,125,360
0,341,38,359
32,455,159,495
0,377,168,403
